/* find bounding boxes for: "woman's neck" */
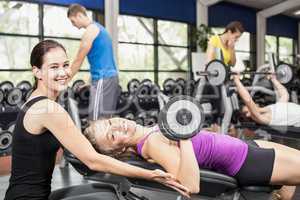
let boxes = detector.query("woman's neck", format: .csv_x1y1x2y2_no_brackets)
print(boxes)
31,85,59,101
128,125,154,147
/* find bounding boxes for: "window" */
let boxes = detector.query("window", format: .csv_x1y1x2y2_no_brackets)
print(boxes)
118,16,191,89
0,1,38,35
43,5,92,38
0,71,34,85
0,36,39,69
265,35,294,64
0,1,39,71
279,37,293,64
158,20,188,71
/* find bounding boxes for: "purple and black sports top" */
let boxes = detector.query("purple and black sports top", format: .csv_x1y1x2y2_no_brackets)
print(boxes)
136,128,248,176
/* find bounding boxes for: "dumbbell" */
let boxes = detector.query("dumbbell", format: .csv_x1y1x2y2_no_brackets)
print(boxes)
158,95,204,140
196,60,293,86
144,110,159,126
6,87,23,106
72,79,85,101
78,86,90,102
0,89,4,105
127,79,140,94
17,80,32,101
163,78,176,96
117,92,134,113
0,127,13,156
176,78,186,88
140,79,152,87
0,81,14,105
184,80,196,96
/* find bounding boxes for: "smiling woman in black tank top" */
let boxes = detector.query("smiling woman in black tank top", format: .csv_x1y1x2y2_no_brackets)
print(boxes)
4,40,189,200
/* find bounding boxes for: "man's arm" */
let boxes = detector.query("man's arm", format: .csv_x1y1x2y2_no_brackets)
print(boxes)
70,24,99,78
232,75,266,123
270,76,289,102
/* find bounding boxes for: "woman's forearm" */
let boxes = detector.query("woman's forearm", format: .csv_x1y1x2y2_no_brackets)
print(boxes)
270,78,289,100
177,140,200,193
233,77,253,105
90,153,153,179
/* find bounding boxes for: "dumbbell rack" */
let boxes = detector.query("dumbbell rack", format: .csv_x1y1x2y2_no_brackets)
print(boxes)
0,80,33,157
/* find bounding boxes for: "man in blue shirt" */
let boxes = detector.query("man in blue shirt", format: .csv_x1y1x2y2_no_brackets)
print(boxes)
67,4,119,120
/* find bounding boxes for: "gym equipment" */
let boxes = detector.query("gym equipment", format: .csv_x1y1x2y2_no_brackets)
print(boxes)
149,84,160,97
0,89,4,104
183,79,195,96
72,79,85,92
197,60,293,86
17,80,32,91
176,78,186,88
127,79,140,94
25,88,33,101
6,87,23,106
0,81,14,92
78,85,90,102
140,79,152,87
158,95,204,140
0,129,13,156
17,80,33,101
162,78,176,95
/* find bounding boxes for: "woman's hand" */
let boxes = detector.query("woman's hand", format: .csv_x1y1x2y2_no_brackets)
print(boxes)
151,169,191,198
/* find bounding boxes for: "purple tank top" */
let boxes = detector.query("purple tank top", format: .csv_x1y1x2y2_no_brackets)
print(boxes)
136,129,248,176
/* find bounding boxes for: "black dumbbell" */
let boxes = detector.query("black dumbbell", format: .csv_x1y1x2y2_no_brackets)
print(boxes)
127,79,140,94
78,85,90,103
141,79,152,87
6,87,23,106
172,84,184,96
176,78,186,88
17,80,32,100
184,80,195,96
163,78,176,96
72,79,85,101
0,89,4,105
0,129,13,156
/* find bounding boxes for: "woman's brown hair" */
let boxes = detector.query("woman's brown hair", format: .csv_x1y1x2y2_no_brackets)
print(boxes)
223,21,245,34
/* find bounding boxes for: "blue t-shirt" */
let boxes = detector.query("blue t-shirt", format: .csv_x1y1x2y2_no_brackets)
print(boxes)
87,22,118,80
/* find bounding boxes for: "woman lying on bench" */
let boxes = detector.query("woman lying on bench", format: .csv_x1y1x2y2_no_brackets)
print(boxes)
84,117,300,200
233,73,300,127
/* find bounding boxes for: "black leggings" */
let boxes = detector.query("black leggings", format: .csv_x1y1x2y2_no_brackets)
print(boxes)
234,140,275,186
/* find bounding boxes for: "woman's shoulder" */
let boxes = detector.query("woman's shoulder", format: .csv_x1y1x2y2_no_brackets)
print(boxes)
26,98,66,116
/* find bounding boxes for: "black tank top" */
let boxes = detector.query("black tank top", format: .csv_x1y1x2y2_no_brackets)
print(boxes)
5,96,60,200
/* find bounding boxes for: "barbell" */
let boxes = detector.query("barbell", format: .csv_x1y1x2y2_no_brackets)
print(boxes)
196,60,293,86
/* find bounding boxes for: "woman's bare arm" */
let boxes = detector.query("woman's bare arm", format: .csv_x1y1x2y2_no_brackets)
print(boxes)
34,99,190,192
146,134,200,193
233,75,267,124
270,76,289,102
